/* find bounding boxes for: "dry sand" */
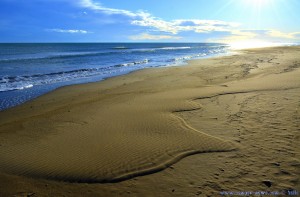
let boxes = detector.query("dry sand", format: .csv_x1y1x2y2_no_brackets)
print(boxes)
0,46,299,196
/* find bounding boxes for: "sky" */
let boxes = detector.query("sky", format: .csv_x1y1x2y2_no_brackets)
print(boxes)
0,0,300,44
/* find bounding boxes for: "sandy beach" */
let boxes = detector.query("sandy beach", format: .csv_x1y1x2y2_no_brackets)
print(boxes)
0,46,299,196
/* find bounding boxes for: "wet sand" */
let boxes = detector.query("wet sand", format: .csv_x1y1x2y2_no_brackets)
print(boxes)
0,46,299,196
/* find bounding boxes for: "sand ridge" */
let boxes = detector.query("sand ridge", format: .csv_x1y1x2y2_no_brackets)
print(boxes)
0,80,236,183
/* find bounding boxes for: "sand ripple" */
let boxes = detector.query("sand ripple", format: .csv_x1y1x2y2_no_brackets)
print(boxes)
0,88,234,182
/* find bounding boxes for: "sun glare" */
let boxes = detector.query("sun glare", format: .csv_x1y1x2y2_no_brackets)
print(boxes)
242,0,275,13
244,0,270,7
229,40,279,49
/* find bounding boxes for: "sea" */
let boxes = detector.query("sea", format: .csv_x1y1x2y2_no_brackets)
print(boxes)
0,43,230,111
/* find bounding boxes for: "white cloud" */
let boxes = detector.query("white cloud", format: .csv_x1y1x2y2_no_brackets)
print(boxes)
131,17,240,34
76,1,300,43
129,33,182,40
48,29,90,34
267,30,300,39
78,0,239,35
78,0,137,17
207,29,300,47
206,30,259,43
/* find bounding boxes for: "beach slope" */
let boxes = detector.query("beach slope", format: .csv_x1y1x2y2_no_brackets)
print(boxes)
0,46,299,196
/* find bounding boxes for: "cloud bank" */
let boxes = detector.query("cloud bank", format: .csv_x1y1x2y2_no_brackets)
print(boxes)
76,0,300,42
77,0,241,40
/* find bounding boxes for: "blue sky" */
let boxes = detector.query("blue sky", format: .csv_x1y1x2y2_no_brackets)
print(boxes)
0,0,300,43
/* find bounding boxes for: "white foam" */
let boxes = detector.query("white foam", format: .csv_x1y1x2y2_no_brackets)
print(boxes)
0,83,33,92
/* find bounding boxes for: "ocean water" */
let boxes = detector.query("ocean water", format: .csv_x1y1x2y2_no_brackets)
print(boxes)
0,43,230,110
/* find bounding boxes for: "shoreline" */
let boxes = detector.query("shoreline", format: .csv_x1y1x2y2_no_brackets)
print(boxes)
0,43,296,112
0,46,299,196
0,44,232,112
